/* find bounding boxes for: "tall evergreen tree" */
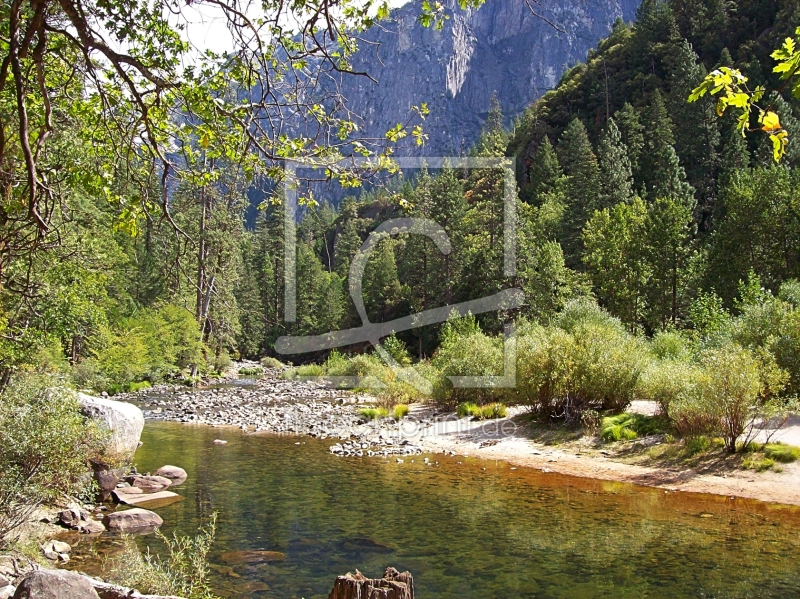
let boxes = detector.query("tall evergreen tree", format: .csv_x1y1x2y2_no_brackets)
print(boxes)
666,39,721,226
641,90,695,205
597,117,635,208
557,118,601,266
582,197,650,329
526,137,562,204
615,103,646,189
643,197,697,330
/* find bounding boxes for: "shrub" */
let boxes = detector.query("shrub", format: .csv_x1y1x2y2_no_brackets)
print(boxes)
478,403,507,420
359,407,389,421
639,359,700,417
515,317,649,422
433,315,505,405
393,404,410,420
668,395,720,439
697,346,762,452
380,333,412,367
260,357,284,369
650,330,690,361
0,375,104,546
108,513,220,599
238,366,264,376
764,443,800,463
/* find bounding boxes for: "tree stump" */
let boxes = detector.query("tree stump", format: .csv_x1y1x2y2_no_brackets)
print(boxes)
327,567,414,599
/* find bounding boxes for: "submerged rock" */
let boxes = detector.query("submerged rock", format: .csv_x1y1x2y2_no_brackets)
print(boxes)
102,508,163,533
153,465,187,485
219,550,285,564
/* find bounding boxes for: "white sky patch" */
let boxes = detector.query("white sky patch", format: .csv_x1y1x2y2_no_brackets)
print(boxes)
171,0,412,61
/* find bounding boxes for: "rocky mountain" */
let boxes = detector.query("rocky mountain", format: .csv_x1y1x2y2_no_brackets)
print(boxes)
338,0,642,157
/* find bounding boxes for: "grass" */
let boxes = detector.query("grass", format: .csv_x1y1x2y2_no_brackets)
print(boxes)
259,357,284,369
393,404,410,420
108,380,151,395
764,443,800,463
456,402,507,420
601,413,665,442
107,514,220,599
238,366,264,376
457,402,479,418
282,364,324,380
743,455,776,472
359,407,389,421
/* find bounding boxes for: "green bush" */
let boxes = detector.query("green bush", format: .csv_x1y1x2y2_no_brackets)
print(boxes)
238,366,264,376
393,404,410,420
640,359,700,417
433,314,505,405
600,413,664,442
478,403,507,420
697,346,763,452
515,313,649,422
359,407,389,421
108,513,220,599
457,402,479,418
260,357,284,369
0,375,104,546
764,443,800,463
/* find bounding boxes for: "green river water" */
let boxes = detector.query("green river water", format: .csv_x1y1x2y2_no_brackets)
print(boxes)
68,420,800,598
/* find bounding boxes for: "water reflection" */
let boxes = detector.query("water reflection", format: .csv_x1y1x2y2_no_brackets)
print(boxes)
68,421,800,599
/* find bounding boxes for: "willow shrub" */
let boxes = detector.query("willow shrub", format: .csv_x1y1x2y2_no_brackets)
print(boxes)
514,314,650,422
0,375,104,546
432,314,505,406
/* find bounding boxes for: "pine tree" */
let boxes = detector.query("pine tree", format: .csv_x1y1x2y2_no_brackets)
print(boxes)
597,117,635,208
666,39,720,226
557,118,601,265
643,197,697,330
582,197,650,329
615,103,645,188
526,137,562,205
641,90,695,206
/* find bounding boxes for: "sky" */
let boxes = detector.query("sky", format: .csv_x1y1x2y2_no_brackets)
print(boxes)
173,0,412,59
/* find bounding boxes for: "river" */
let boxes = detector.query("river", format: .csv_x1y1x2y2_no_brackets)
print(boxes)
68,420,800,598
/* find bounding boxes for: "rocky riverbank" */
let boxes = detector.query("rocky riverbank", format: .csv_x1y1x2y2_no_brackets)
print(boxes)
116,367,429,457
113,365,800,507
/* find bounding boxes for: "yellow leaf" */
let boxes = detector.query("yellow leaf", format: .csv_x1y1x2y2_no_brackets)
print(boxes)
761,111,782,132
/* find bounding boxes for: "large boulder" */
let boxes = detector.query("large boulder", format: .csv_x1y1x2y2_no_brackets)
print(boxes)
103,508,163,533
77,393,144,461
12,570,100,599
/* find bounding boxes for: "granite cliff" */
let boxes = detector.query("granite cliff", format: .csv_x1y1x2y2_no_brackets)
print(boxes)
337,0,642,156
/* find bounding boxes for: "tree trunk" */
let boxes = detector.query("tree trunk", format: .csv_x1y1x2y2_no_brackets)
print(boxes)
327,567,414,599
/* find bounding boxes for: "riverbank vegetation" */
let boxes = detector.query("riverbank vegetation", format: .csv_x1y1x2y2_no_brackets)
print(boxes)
1,0,800,459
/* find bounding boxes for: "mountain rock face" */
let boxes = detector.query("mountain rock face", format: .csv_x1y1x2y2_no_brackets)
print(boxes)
340,0,641,156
